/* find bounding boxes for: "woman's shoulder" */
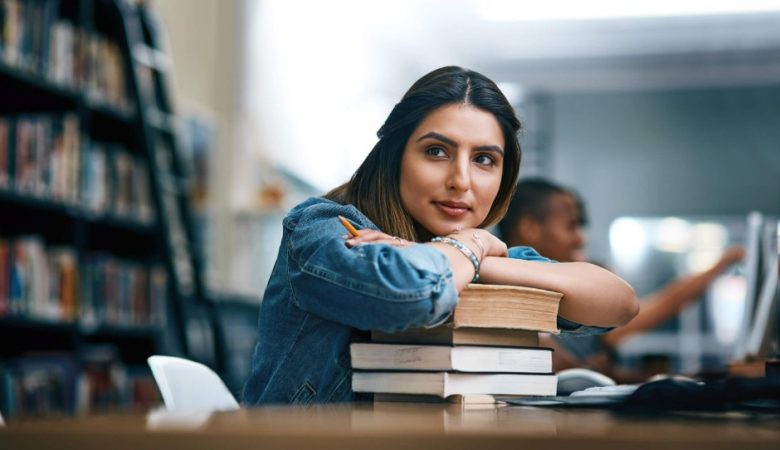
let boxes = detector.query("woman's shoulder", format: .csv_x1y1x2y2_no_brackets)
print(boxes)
285,197,376,230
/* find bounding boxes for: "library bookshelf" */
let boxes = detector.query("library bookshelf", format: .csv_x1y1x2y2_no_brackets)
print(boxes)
0,0,208,419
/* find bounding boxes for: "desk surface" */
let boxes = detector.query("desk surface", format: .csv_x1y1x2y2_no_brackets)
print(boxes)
2,402,779,450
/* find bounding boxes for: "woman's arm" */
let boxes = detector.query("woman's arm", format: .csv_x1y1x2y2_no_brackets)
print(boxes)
347,230,481,292
351,228,507,293
287,204,460,332
426,229,508,291
479,257,639,327
601,246,744,347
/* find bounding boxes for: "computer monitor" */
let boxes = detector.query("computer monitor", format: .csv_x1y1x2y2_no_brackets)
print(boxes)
608,213,768,373
731,212,766,361
739,217,779,361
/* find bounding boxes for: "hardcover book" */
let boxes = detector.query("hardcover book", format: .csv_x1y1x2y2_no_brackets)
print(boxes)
371,326,540,347
352,371,557,397
451,284,562,333
350,343,552,373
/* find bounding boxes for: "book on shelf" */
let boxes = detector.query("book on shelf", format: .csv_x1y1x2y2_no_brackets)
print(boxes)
8,113,81,204
371,326,539,347
0,118,9,188
1,0,130,110
7,235,49,318
350,343,552,373
44,246,77,320
0,349,162,419
80,253,168,328
0,111,154,222
451,284,562,333
0,233,167,327
0,0,59,73
80,141,112,213
0,237,9,315
0,353,82,418
352,371,557,398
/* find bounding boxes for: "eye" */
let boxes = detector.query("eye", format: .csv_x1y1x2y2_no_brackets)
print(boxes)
474,154,497,166
424,146,448,158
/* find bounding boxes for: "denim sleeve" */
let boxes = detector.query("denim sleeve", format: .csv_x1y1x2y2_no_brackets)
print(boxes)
507,246,556,263
557,316,614,335
507,246,614,335
286,204,458,332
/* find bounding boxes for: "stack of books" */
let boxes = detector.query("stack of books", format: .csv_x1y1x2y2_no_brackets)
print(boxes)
351,284,562,402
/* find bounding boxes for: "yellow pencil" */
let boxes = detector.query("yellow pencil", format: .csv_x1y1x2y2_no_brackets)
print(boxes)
338,215,361,237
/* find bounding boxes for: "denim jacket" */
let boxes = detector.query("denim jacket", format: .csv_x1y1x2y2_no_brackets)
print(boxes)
242,197,609,406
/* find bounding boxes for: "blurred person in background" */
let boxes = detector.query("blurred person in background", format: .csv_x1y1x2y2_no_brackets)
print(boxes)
498,178,745,381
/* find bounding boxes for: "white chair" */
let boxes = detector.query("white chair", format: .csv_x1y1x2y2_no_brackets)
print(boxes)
147,355,240,412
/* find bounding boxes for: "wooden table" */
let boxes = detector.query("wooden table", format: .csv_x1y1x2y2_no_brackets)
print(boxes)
1,402,779,450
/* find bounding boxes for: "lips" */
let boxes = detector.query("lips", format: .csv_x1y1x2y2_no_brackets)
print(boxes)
435,200,470,217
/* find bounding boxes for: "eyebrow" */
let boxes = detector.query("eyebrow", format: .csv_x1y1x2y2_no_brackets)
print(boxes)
415,131,504,156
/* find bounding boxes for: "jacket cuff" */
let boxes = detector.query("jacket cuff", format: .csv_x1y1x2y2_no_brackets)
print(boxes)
399,244,458,327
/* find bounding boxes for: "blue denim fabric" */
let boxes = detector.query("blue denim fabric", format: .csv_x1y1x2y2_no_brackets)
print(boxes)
242,197,458,406
242,197,611,406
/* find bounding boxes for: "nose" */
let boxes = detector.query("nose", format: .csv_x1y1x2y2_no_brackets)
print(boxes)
447,157,471,192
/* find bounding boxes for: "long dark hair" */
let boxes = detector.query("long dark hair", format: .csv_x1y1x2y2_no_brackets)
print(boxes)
326,66,522,241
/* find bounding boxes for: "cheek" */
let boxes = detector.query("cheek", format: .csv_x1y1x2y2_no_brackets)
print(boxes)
399,165,424,210
476,174,502,209
469,183,500,227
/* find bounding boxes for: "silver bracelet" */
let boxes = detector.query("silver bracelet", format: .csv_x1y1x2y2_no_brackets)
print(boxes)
470,232,485,260
431,236,480,283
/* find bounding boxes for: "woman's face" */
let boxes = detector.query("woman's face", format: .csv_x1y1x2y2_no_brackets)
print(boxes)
399,103,504,238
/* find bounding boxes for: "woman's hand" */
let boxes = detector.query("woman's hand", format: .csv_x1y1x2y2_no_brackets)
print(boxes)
344,230,412,248
423,228,507,292
449,228,508,258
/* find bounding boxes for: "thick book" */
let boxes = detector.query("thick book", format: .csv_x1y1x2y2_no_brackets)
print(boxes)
371,326,539,347
350,343,552,373
452,284,562,333
352,371,557,397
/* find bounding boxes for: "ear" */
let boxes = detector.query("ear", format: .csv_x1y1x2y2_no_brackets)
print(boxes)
517,217,543,245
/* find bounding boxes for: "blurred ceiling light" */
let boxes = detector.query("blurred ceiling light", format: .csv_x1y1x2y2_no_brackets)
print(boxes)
707,274,747,344
683,223,729,272
610,217,648,270
477,0,780,21
692,222,729,250
687,249,724,273
655,217,692,253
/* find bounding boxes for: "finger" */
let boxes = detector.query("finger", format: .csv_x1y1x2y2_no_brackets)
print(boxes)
347,229,383,239
347,237,408,248
350,231,395,243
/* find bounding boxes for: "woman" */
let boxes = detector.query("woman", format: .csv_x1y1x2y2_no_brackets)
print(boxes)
242,66,638,405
